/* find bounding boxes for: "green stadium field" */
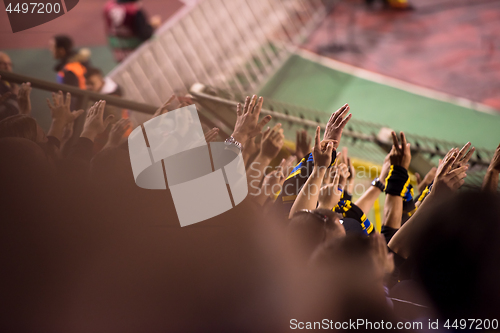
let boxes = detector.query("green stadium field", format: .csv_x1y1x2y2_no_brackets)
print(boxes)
259,51,500,150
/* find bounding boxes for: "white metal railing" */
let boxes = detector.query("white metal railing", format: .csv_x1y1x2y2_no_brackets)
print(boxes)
108,0,330,106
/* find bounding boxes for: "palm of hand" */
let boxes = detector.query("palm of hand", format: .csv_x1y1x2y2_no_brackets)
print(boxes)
313,144,333,168
319,183,341,208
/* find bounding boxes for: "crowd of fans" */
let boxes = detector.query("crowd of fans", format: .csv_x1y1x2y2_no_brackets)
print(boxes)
1,11,500,332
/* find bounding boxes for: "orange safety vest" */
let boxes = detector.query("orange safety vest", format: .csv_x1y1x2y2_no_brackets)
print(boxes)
58,62,87,90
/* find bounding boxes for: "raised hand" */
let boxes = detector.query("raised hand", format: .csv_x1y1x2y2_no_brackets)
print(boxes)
318,169,342,210
259,158,288,203
295,129,311,161
432,148,468,195
46,91,84,141
337,162,350,188
232,95,272,146
81,100,115,142
489,143,500,173
47,91,84,125
243,136,261,166
323,103,352,148
104,118,131,149
415,167,437,194
204,127,219,143
482,143,500,192
260,123,284,160
289,128,335,218
313,126,335,169
389,131,411,169
17,82,32,115
153,94,177,118
451,142,475,170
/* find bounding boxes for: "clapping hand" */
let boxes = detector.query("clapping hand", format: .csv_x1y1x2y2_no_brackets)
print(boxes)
451,142,475,170
432,148,468,195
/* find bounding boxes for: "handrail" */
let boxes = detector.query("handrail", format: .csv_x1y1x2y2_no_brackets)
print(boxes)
0,70,158,115
190,84,495,173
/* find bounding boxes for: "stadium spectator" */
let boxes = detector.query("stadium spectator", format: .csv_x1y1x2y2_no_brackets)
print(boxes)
85,67,122,97
0,53,22,120
1,82,500,332
49,35,91,90
104,0,162,62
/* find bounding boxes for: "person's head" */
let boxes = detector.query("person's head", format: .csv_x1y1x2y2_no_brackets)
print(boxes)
49,35,73,60
85,67,105,92
0,52,13,72
0,115,47,143
411,191,500,319
287,208,346,260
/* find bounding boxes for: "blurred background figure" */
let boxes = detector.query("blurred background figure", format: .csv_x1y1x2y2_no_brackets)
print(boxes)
365,0,412,10
0,52,19,120
104,0,162,63
85,67,122,97
49,35,91,90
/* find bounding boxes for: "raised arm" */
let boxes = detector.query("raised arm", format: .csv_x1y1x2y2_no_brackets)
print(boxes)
355,151,390,213
383,131,411,230
247,123,284,195
289,126,335,218
388,148,469,258
46,91,84,142
17,82,32,116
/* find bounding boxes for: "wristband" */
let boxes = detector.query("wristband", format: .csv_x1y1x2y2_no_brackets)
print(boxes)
384,165,411,197
341,189,352,202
